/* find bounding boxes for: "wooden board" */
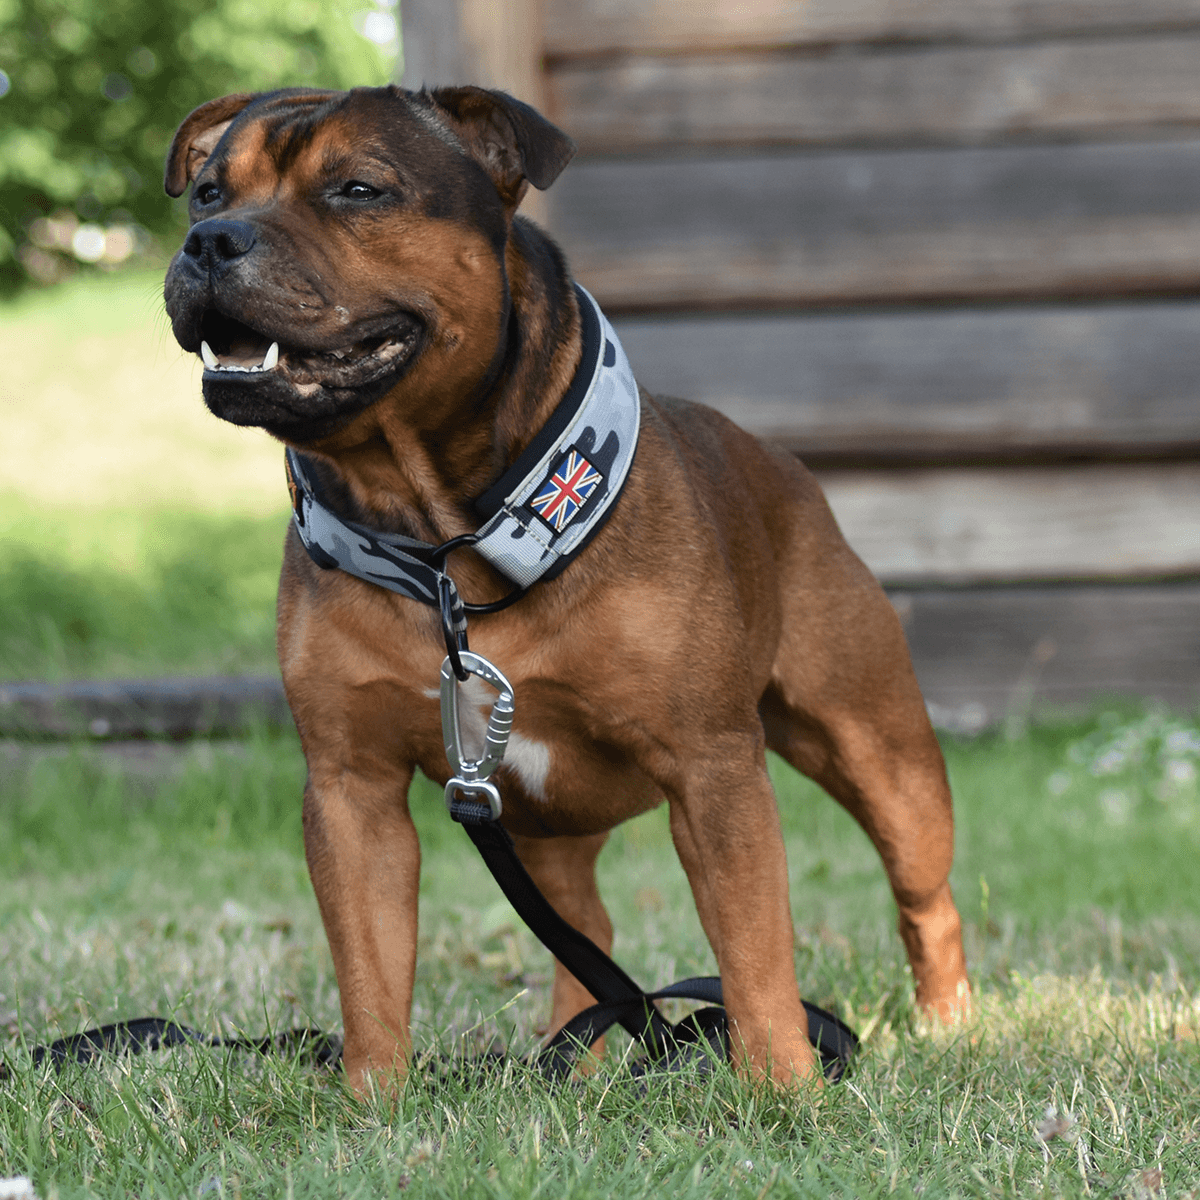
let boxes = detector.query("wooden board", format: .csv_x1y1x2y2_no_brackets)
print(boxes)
547,139,1200,311
398,0,550,222
610,301,1200,461
813,463,1200,584
400,0,545,100
549,35,1200,153
891,582,1200,726
545,0,1200,58
0,677,290,740
3,584,1197,739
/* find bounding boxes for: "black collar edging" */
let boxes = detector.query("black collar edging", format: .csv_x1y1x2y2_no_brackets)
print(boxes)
283,284,641,610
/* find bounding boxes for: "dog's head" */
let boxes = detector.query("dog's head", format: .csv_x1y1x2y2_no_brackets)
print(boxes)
162,86,575,444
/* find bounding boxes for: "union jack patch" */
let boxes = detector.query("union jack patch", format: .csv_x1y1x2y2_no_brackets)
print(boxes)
528,448,603,533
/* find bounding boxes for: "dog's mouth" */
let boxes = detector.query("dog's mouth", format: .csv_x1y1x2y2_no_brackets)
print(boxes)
197,309,420,392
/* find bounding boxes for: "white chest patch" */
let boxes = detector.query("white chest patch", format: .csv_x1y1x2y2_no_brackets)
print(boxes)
422,680,552,800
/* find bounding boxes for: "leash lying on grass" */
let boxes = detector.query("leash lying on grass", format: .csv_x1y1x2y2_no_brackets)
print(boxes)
5,881,853,1086
437,646,857,1082
4,655,855,1084
2,1020,341,1080
4,531,859,1086
4,788,855,1084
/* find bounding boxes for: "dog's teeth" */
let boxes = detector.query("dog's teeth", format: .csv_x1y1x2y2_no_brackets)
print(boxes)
262,341,279,371
200,341,219,370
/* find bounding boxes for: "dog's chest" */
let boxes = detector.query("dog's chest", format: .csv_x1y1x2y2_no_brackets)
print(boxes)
419,676,661,836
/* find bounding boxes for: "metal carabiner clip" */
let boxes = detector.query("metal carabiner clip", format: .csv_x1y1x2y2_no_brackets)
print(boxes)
440,651,515,820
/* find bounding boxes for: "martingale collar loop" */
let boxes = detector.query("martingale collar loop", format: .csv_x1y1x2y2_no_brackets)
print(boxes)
283,285,640,606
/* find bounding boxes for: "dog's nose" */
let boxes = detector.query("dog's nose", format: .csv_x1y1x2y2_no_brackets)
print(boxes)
182,219,256,269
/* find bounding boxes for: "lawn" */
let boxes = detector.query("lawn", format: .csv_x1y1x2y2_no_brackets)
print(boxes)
0,268,287,681
2,721,1198,1198
1,275,1198,1197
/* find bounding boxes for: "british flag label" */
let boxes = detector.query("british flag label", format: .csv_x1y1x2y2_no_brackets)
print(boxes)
527,448,604,533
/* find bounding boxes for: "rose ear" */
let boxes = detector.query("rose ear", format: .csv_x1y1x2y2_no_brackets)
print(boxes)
429,86,576,209
164,93,257,197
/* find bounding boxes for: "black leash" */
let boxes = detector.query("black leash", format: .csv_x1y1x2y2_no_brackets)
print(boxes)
0,1020,340,1081
437,585,857,1083
5,562,858,1085
447,795,857,1082
5,791,856,1084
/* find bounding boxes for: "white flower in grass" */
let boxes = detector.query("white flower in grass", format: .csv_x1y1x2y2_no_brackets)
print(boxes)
1099,789,1132,825
1035,1106,1076,1144
1047,771,1072,797
1165,729,1200,757
1163,758,1196,786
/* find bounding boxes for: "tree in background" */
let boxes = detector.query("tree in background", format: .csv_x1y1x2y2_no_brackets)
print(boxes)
0,0,398,294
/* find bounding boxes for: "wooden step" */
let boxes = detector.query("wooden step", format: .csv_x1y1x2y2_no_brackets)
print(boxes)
0,677,290,740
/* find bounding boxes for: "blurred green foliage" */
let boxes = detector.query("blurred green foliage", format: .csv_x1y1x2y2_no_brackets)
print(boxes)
0,0,396,294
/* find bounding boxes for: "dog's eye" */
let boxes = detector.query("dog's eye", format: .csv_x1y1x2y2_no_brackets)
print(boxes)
341,181,381,201
195,182,221,206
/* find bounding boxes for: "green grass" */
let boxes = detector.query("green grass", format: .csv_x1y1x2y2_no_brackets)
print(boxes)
0,499,285,679
1,269,285,517
3,275,1198,1195
0,265,294,680
2,719,1198,1198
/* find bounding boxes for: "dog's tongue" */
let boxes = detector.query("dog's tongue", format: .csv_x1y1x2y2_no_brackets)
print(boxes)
226,334,270,367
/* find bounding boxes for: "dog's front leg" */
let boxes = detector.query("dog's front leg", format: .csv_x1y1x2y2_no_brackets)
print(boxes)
302,768,419,1093
668,734,820,1086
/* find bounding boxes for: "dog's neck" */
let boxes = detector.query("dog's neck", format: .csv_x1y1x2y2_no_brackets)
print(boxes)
296,219,582,558
284,272,642,608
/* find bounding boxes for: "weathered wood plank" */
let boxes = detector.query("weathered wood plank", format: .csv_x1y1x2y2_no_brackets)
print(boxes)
890,582,1200,725
814,463,1200,584
545,0,1200,57
400,0,545,101
0,677,291,740
399,0,549,221
550,35,1200,153
611,302,1200,461
548,140,1200,311
3,587,1196,742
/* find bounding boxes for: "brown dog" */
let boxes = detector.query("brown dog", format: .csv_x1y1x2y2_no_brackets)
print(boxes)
163,85,970,1092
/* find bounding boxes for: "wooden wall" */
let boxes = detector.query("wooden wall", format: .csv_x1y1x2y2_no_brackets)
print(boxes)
400,0,1200,726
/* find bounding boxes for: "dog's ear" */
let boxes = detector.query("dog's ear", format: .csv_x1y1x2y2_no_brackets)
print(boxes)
164,93,257,197
430,86,576,209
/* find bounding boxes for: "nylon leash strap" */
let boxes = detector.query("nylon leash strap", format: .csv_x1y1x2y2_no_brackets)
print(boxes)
439,647,858,1080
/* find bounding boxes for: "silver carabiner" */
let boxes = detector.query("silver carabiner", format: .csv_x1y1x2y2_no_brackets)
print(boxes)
440,651,515,819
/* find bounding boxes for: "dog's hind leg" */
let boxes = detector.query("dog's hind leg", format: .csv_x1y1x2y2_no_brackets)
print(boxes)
760,497,970,1020
510,831,615,1057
